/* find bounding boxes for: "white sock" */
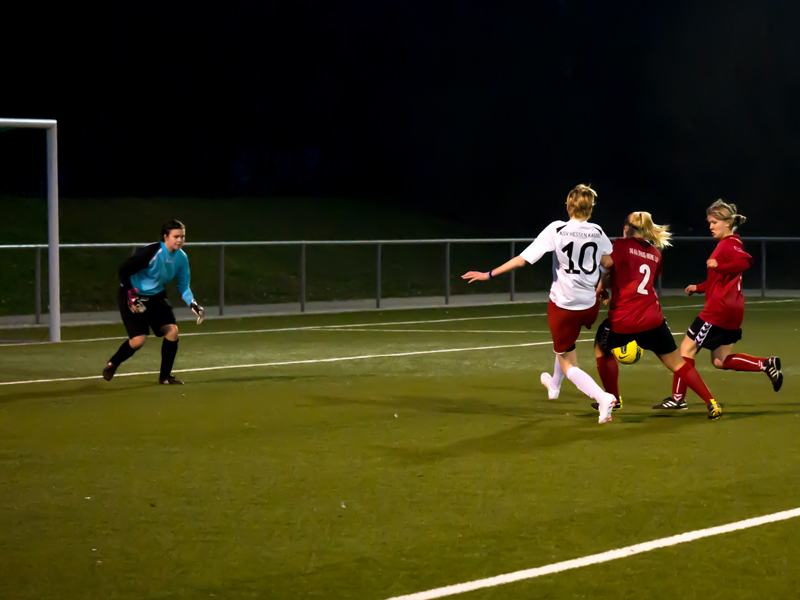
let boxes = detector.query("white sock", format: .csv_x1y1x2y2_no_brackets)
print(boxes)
551,356,565,390
566,367,607,402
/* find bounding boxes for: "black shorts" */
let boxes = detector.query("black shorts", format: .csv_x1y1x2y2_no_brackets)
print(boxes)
686,316,742,351
118,288,176,339
595,318,678,356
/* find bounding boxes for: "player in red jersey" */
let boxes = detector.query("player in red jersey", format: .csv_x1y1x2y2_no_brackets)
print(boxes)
593,212,723,420
462,184,617,424
654,200,782,410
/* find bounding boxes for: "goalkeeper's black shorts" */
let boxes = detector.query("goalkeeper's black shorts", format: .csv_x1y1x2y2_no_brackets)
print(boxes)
118,288,177,339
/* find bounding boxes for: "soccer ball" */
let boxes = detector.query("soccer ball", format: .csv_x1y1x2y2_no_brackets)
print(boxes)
613,341,642,365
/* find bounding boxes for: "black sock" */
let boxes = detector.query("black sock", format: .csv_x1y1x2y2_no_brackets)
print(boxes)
109,340,137,366
160,339,179,380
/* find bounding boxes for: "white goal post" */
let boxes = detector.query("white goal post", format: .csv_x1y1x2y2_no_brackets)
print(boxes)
0,118,60,341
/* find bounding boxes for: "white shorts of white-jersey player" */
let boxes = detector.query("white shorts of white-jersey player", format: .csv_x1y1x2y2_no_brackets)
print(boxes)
462,184,616,424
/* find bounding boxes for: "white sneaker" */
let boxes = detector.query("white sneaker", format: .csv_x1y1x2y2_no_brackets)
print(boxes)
540,372,560,400
597,392,615,424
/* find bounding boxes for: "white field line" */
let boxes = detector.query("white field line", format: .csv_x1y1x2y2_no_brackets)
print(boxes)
0,313,547,348
327,329,556,333
383,507,800,600
2,298,797,348
0,339,566,387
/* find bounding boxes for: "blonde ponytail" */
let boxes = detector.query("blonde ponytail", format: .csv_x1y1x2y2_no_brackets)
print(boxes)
707,199,746,231
627,211,672,249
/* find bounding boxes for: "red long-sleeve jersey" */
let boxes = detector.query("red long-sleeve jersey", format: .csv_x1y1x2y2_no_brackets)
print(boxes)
608,238,665,334
695,234,753,330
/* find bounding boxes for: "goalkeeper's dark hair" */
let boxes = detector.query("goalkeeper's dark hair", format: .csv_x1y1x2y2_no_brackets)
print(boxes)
161,220,186,241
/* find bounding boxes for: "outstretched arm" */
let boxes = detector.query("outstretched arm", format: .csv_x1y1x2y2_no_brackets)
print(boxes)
462,255,527,283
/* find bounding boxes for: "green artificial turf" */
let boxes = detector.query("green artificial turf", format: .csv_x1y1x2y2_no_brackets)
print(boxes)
1,298,799,599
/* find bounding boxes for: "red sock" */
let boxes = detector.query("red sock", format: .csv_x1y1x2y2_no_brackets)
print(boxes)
722,353,764,372
676,362,714,405
671,356,693,400
596,355,619,399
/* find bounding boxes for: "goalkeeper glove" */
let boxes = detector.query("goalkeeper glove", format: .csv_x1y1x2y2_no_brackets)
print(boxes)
127,288,147,313
190,301,205,324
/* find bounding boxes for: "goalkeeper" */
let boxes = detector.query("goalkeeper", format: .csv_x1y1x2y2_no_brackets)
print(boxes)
102,220,204,385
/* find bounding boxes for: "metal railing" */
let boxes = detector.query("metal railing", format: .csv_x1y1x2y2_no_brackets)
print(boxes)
1,236,797,326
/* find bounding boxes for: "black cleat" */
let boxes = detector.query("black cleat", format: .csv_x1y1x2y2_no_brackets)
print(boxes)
159,376,184,385
653,397,688,410
764,357,783,392
591,396,622,411
102,362,117,381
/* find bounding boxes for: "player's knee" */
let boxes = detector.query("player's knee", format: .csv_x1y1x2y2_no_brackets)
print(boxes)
712,357,725,369
129,335,147,349
163,324,179,340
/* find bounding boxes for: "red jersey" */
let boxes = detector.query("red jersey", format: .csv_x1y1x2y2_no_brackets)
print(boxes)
608,238,665,334
696,234,753,330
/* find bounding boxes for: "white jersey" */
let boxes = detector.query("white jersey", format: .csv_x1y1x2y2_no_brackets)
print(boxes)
520,219,612,310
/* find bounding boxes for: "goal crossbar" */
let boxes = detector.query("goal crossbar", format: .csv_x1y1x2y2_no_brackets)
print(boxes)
0,118,60,341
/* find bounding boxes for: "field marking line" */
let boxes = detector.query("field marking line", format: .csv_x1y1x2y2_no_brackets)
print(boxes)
0,313,549,347
324,329,556,333
383,506,800,600
2,298,797,348
0,339,565,387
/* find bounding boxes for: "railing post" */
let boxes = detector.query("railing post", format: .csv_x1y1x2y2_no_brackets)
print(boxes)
445,241,450,305
376,243,382,309
300,243,306,313
219,245,225,316
761,240,766,298
35,247,41,324
510,241,516,302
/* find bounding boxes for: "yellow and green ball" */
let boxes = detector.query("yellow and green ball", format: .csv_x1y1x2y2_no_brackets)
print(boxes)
613,341,643,365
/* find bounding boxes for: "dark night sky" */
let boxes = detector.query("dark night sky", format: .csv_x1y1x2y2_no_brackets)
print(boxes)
3,0,800,234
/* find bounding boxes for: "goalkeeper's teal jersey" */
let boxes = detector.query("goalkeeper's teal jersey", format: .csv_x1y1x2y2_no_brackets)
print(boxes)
119,242,195,306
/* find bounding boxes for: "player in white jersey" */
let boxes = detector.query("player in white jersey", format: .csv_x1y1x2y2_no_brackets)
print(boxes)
462,184,616,423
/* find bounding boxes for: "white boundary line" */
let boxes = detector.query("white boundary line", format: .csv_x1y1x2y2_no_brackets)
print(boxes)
383,507,800,600
1,299,796,348
0,313,548,347
328,329,556,333
0,340,560,387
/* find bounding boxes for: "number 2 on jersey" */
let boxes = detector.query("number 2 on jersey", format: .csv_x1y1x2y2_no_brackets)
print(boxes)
637,264,650,295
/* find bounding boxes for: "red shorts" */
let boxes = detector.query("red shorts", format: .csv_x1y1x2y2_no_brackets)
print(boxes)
547,299,600,354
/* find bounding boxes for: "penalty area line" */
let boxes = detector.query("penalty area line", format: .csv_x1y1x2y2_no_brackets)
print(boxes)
1,298,795,348
0,339,562,387
383,506,800,600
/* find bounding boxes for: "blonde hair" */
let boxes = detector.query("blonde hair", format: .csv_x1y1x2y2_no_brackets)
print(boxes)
566,184,597,219
707,199,746,231
626,211,672,249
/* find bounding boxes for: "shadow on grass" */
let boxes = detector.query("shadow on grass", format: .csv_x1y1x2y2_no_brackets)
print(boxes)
362,399,797,464
308,393,542,419
192,374,329,385
0,381,152,405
